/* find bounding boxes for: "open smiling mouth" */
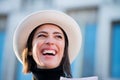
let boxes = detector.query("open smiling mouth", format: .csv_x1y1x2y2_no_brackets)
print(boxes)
42,50,56,56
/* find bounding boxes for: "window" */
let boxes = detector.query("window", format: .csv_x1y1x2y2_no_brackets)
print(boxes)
82,23,97,77
0,32,6,80
113,0,120,3
110,21,120,78
0,14,7,80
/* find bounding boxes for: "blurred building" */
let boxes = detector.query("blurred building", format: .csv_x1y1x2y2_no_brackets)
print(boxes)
0,0,120,80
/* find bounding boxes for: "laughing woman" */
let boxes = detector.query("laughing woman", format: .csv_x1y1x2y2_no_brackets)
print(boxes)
13,10,82,80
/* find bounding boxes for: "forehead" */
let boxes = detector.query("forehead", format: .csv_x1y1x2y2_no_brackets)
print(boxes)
35,24,64,34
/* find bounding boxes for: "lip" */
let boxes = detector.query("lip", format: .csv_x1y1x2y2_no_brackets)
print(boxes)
41,48,57,55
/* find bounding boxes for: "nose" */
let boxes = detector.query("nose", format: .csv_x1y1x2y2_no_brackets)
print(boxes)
45,37,55,45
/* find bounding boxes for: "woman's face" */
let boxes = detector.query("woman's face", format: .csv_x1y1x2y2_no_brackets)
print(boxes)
32,24,65,69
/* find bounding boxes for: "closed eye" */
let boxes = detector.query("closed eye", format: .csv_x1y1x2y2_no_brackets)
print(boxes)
37,34,47,38
55,35,63,39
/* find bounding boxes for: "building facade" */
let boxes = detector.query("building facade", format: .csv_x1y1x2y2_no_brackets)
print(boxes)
0,0,120,80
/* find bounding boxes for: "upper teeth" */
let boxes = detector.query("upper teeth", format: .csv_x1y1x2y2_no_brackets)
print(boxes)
43,50,55,55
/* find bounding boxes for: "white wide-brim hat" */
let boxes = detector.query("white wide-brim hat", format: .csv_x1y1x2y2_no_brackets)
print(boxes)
13,10,82,64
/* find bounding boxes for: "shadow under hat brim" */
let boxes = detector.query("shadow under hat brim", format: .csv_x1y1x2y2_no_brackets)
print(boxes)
13,10,82,64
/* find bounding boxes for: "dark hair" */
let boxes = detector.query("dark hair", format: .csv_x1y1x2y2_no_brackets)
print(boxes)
22,23,72,78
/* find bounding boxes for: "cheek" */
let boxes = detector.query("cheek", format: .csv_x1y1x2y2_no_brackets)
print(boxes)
32,43,39,61
60,41,65,52
32,41,39,54
32,40,43,52
32,41,42,63
59,41,65,58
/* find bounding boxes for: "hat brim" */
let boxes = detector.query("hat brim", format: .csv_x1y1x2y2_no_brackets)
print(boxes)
13,10,82,64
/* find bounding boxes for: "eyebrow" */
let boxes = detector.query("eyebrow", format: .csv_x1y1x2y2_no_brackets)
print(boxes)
36,31,63,35
37,31,48,34
53,32,63,35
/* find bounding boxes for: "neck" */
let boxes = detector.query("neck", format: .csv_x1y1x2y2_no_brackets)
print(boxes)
31,65,65,80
